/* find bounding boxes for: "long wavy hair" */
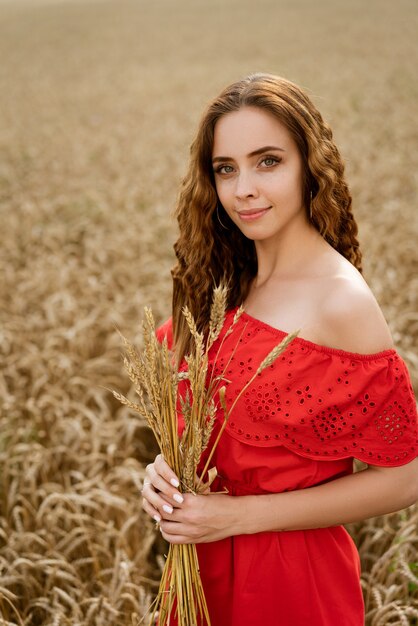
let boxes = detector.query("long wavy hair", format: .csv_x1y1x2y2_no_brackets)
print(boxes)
170,73,362,364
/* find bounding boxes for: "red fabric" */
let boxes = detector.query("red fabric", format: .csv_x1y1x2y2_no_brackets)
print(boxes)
155,308,418,626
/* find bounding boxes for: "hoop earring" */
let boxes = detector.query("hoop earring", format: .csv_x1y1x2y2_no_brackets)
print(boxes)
216,204,229,230
309,191,313,221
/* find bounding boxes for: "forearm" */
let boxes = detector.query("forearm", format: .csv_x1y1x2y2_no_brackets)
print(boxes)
237,465,418,535
144,455,418,544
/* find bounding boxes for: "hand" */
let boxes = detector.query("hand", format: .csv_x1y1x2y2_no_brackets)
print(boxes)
141,454,185,523
158,491,240,544
141,454,243,544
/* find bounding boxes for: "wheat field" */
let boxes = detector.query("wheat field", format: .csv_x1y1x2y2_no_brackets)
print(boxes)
0,0,417,624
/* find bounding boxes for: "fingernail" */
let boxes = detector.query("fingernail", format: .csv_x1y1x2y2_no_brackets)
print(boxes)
170,478,180,488
173,494,184,504
153,514,161,522
162,504,173,514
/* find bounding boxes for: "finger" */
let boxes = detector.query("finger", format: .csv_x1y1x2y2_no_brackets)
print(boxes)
145,464,184,505
159,519,190,536
142,483,183,518
142,497,162,523
141,478,152,492
159,526,193,545
142,497,186,524
154,454,181,488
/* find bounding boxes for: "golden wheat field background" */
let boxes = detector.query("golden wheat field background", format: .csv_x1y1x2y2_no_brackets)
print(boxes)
1,0,417,624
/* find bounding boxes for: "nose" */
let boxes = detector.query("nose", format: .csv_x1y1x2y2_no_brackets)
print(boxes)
234,169,258,200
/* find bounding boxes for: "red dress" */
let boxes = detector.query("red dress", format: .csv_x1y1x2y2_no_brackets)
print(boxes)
156,306,418,626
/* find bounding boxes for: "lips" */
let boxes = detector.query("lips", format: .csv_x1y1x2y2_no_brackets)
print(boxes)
237,206,271,216
237,206,271,222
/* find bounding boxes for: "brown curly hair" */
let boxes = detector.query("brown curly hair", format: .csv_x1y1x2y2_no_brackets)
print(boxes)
170,73,362,364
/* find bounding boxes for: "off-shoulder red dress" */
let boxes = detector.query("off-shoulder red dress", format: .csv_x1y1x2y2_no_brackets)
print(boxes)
156,306,418,626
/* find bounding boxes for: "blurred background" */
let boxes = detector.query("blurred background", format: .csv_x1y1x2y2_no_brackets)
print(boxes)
1,0,417,623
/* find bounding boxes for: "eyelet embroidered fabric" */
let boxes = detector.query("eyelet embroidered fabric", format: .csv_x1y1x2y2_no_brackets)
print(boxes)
156,308,418,467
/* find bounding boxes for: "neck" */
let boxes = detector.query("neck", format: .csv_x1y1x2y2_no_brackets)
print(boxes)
252,219,329,286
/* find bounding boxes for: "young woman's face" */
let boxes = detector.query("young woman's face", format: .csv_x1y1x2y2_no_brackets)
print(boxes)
212,106,308,241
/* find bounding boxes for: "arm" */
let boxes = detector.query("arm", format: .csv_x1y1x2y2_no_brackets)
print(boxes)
145,281,416,542
142,455,418,544
240,458,418,535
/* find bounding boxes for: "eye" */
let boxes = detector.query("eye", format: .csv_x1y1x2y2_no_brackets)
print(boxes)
214,164,234,175
260,156,280,168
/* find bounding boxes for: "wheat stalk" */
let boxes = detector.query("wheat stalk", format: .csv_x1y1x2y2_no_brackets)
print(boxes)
113,285,298,625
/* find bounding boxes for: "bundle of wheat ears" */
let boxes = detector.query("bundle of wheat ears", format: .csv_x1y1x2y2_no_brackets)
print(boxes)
113,284,298,626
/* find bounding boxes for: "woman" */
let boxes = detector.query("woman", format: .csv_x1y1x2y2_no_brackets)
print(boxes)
141,73,418,625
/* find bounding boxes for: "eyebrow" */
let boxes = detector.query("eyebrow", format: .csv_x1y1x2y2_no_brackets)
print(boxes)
212,145,285,164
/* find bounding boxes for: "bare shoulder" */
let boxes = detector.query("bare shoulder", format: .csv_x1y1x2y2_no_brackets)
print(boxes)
317,266,394,354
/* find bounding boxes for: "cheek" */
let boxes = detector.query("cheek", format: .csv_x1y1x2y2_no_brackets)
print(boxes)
274,170,304,201
292,163,305,198
215,180,232,208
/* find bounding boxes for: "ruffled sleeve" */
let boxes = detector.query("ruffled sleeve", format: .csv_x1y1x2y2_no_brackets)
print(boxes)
156,313,418,467
208,314,418,467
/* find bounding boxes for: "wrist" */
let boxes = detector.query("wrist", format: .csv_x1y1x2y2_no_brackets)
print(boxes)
231,495,263,535
235,494,284,535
